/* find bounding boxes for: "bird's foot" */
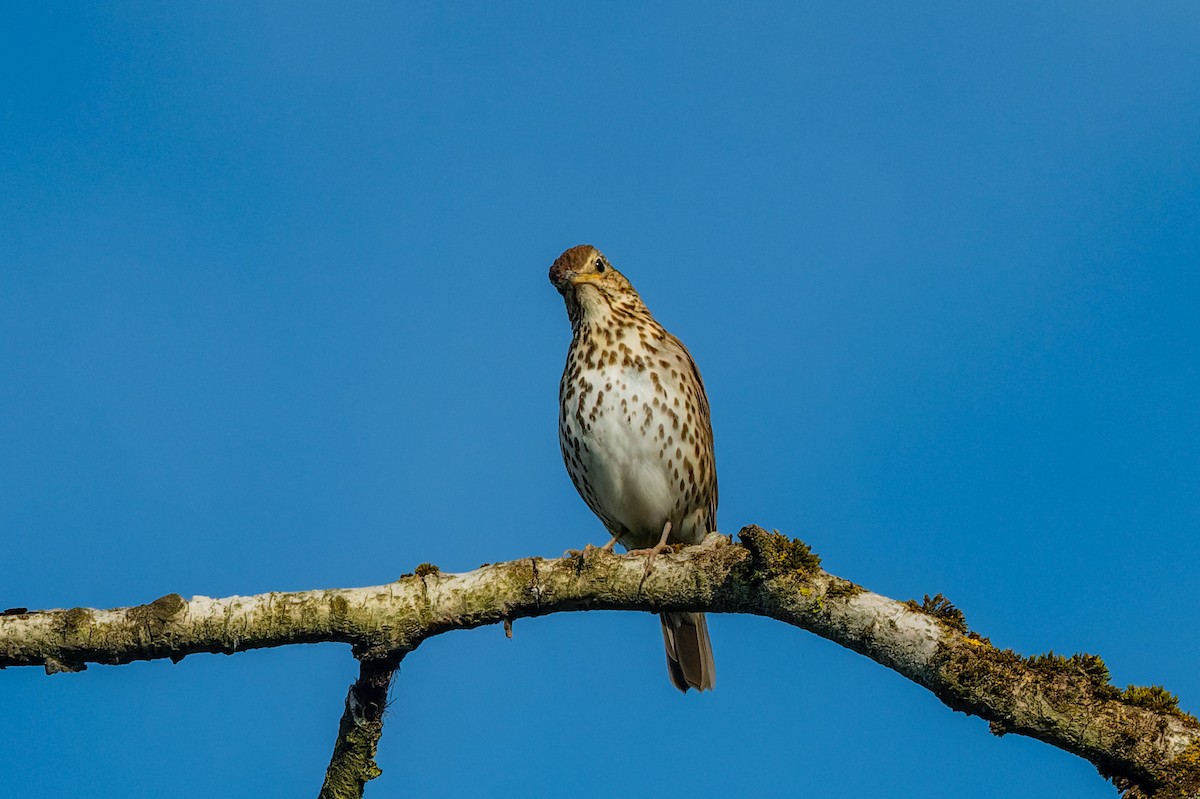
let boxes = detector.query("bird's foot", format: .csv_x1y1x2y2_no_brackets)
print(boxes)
563,534,620,559
627,542,673,576
563,543,596,558
627,521,674,577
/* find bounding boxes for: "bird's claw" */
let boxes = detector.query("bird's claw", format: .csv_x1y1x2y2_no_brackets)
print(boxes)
628,542,672,576
628,520,674,577
564,543,603,559
565,533,622,559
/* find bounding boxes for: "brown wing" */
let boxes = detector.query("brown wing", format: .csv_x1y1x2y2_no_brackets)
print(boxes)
661,330,718,532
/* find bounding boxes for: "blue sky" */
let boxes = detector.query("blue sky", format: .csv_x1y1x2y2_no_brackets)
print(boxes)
2,3,1197,796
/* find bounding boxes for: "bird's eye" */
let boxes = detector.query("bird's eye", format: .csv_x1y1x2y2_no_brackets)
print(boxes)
595,259,606,273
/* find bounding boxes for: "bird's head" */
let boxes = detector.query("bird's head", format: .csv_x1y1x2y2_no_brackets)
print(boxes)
549,245,641,329
548,244,632,292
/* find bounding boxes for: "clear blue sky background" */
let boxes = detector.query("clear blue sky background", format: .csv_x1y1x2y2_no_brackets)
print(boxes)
3,4,1197,796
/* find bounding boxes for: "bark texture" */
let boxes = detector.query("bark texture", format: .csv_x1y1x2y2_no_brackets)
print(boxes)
319,658,397,799
1,526,1197,798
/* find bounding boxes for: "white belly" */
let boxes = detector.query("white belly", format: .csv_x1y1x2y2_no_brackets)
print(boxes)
561,366,694,547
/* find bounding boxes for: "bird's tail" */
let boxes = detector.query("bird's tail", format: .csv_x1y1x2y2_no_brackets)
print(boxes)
660,611,716,692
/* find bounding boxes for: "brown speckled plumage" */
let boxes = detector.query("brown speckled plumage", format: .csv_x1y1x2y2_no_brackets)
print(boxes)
549,244,718,692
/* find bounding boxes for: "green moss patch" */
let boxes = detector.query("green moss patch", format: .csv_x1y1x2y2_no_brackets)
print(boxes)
1120,685,1198,724
904,593,968,633
400,563,442,579
57,607,94,636
1154,741,1200,799
825,579,864,600
736,525,821,580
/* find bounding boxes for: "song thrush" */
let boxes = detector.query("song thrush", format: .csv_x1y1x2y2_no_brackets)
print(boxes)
549,244,718,692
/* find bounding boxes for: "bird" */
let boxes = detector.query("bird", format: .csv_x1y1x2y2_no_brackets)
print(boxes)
549,243,718,692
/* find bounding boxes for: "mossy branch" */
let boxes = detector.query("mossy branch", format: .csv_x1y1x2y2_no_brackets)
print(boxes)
319,658,397,799
1,526,1197,798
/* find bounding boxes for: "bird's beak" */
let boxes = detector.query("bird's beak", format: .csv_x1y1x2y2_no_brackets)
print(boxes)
550,265,599,292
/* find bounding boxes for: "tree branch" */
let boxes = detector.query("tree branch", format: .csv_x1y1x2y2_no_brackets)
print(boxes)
2,526,1197,797
319,657,398,799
